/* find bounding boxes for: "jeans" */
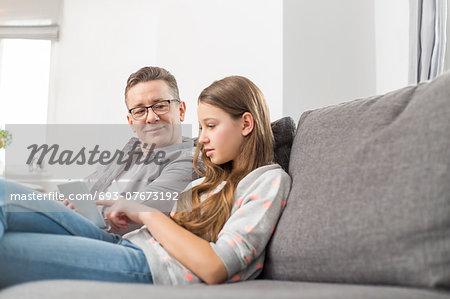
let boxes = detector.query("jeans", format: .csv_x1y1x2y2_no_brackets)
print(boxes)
0,179,152,288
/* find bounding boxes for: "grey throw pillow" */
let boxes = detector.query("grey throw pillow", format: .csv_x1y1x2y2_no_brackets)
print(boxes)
271,117,296,173
263,72,450,289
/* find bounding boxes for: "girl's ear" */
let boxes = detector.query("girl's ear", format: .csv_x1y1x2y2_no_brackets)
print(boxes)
241,112,254,137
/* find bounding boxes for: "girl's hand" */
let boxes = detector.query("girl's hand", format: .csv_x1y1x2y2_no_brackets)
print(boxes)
96,199,157,231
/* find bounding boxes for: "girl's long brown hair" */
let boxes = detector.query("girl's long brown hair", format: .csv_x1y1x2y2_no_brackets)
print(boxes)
171,76,274,242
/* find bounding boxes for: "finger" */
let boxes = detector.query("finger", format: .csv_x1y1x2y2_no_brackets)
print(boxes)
109,210,124,220
118,220,128,227
68,204,78,212
95,200,115,207
62,199,69,206
108,212,128,228
116,217,127,224
114,212,130,223
110,218,127,229
119,222,128,228
108,218,120,231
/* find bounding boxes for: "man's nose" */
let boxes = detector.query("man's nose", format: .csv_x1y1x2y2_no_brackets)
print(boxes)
146,109,160,123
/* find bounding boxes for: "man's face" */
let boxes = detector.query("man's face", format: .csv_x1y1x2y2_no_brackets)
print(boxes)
126,80,186,149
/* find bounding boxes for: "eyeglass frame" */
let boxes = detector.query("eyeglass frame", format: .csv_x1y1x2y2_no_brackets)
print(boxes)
128,99,181,120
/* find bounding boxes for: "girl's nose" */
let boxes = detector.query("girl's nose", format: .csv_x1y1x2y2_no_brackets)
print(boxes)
198,130,209,144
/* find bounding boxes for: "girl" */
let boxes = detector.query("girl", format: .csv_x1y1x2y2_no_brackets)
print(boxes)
0,76,291,287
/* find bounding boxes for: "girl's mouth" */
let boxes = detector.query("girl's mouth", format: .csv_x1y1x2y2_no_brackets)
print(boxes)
205,149,214,157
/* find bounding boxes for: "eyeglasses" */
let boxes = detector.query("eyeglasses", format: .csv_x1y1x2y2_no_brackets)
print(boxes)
128,99,180,121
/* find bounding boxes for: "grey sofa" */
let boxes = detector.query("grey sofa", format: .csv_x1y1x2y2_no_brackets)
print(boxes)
1,72,449,299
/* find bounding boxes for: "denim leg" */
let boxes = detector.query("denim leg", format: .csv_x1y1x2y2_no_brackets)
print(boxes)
0,179,119,243
0,232,152,288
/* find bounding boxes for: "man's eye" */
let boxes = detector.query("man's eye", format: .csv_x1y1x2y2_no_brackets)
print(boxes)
134,109,146,115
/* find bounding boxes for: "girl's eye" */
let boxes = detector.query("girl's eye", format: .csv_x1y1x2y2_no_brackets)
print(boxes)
207,124,215,128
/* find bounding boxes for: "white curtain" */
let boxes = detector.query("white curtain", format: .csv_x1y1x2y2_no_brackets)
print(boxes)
409,0,448,83
0,26,58,40
0,0,61,40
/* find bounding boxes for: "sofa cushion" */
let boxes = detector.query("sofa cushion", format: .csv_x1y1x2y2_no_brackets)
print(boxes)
1,280,449,299
263,72,450,288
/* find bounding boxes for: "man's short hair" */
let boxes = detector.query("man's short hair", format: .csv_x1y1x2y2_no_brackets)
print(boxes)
125,66,180,107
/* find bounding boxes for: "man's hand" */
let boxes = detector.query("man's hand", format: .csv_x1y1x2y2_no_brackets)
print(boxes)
60,199,78,212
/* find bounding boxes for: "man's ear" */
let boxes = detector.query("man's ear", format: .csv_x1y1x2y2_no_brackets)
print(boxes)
241,112,254,137
179,101,186,122
127,114,136,133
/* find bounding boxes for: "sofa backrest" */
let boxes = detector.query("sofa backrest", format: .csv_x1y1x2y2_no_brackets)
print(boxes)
262,72,450,289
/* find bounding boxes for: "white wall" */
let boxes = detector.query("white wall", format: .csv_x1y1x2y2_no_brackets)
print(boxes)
152,0,283,130
283,0,377,123
49,0,157,125
374,0,410,94
49,0,413,131
49,0,283,137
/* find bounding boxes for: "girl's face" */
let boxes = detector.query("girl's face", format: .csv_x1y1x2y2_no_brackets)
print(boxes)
197,102,245,165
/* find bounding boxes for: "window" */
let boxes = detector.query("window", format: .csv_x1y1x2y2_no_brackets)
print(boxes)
0,38,52,125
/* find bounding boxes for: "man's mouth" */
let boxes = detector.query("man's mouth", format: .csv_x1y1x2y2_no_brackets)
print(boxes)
143,125,165,133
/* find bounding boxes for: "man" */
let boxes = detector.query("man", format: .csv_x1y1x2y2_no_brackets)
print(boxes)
83,67,199,232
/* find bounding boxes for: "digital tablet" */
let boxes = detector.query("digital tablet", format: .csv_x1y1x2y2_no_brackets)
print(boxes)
57,181,107,229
